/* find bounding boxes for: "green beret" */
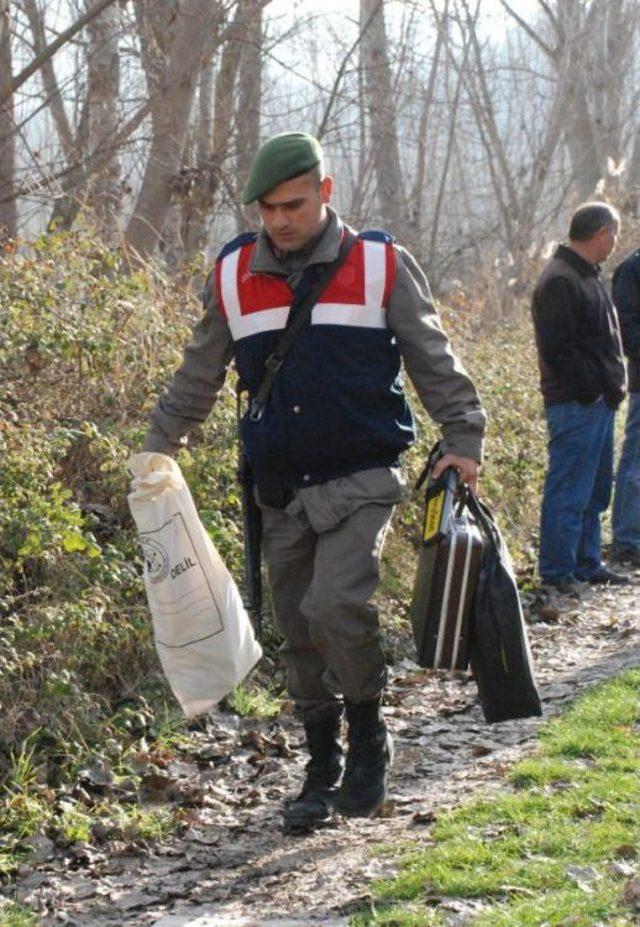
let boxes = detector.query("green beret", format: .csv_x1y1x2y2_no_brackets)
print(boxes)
242,132,323,205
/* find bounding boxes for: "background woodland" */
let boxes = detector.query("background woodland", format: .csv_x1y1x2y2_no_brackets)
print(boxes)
2,0,640,301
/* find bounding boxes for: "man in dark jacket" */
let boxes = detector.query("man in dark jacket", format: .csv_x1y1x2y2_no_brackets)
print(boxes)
144,132,486,832
532,201,628,594
611,248,640,566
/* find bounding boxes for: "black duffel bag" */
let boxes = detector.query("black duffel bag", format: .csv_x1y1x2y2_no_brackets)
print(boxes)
464,490,543,724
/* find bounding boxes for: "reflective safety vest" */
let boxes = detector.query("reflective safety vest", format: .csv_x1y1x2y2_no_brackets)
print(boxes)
214,229,416,489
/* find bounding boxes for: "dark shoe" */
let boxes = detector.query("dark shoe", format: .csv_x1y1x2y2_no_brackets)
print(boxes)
282,712,344,834
587,567,630,586
609,547,640,568
336,699,393,818
543,576,583,596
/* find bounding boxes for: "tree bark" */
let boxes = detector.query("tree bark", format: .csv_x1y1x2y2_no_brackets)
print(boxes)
124,0,219,261
212,7,244,164
2,0,118,103
427,10,470,271
85,0,122,238
166,49,216,263
48,102,90,231
456,0,568,314
176,2,245,261
0,0,17,240
360,0,406,237
235,0,264,233
22,0,90,230
500,0,605,201
22,0,75,161
408,0,447,257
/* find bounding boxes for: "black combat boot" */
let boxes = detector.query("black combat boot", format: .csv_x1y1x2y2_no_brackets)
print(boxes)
282,712,344,834
336,698,393,818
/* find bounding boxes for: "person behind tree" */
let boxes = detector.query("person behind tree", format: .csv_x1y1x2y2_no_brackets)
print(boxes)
532,201,628,595
143,132,486,832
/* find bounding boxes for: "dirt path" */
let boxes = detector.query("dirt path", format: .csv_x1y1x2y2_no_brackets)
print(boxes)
7,584,640,927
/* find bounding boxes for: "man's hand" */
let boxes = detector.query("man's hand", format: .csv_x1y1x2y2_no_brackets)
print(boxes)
431,454,480,493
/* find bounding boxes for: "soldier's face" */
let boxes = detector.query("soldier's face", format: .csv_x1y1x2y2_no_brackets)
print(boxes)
259,172,333,252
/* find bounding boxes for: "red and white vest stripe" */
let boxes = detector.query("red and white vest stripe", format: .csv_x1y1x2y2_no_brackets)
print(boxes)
216,233,396,340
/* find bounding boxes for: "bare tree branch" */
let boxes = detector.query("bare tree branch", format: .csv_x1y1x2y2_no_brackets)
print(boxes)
498,0,556,59
21,0,75,160
315,0,381,141
1,0,118,103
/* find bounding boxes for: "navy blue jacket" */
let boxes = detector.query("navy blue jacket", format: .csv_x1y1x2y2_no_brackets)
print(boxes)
221,231,415,489
612,249,640,392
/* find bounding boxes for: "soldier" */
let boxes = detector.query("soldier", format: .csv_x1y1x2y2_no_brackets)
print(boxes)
144,132,485,832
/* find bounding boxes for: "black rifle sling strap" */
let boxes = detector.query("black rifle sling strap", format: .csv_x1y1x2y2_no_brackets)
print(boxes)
249,227,358,421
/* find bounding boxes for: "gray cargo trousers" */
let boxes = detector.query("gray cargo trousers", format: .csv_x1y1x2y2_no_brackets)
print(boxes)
256,467,407,721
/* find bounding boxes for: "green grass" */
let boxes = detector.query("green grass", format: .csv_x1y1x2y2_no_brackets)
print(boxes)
353,669,640,927
0,902,38,927
0,794,179,878
228,681,284,719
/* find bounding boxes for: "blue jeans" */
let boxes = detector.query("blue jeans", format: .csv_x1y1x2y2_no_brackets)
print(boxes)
539,399,614,582
612,391,640,553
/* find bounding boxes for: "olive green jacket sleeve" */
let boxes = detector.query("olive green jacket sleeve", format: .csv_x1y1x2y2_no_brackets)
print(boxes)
388,246,486,462
143,274,234,455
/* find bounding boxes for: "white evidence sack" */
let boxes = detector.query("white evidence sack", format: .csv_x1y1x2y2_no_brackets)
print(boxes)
127,452,262,717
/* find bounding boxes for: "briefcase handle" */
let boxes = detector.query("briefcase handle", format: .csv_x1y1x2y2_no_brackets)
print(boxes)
415,439,445,491
461,486,501,553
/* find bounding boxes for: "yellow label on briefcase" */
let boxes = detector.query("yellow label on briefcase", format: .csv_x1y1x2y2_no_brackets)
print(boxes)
423,488,445,542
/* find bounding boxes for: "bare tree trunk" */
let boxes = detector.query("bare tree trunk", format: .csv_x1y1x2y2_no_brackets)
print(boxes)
85,0,121,238
547,0,605,200
427,11,469,270
164,127,194,271
177,2,245,260
125,0,219,261
563,84,601,200
169,50,216,262
500,0,604,202
348,38,370,224
408,0,447,257
235,0,265,233
2,0,118,103
0,0,17,240
48,104,90,230
592,0,636,168
22,0,75,161
360,0,406,237
458,0,570,315
315,0,380,143
18,0,149,233
22,0,91,230
198,54,215,169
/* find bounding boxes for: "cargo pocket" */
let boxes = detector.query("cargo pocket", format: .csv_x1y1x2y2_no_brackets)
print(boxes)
300,467,407,534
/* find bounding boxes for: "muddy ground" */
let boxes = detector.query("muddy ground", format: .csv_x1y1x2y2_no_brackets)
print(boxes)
5,582,640,927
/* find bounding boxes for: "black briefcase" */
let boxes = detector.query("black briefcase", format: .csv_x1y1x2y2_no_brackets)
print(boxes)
409,468,483,670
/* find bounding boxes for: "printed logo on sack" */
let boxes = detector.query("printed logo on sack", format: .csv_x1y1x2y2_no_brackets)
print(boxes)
141,536,170,584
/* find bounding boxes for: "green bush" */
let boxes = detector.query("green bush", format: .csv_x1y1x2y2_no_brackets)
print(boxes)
0,234,186,796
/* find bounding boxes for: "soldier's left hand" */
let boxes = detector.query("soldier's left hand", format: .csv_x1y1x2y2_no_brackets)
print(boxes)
431,454,479,493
